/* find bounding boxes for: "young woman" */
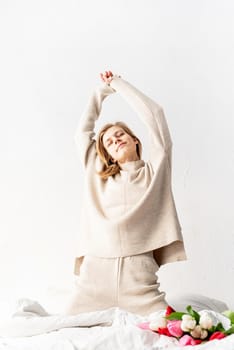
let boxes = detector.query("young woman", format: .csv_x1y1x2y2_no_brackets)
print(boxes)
65,71,186,316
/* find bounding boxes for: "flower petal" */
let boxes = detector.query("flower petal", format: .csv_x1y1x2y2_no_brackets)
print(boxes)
167,320,183,337
209,331,226,341
165,306,175,316
138,322,151,330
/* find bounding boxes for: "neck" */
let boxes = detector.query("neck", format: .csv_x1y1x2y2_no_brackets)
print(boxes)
118,154,139,166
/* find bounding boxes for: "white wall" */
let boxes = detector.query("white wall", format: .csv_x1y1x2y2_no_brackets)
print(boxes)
0,0,234,312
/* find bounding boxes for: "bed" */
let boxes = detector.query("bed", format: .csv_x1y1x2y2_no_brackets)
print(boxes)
0,294,233,350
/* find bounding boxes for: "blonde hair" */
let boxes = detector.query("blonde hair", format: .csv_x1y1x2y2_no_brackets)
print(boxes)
96,122,142,180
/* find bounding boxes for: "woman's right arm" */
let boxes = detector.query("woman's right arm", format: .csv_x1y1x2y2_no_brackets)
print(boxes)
74,83,115,167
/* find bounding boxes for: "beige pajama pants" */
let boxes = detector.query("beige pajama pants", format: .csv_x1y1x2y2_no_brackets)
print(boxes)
64,251,167,316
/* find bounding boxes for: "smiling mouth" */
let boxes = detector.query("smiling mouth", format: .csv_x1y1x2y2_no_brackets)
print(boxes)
117,143,126,152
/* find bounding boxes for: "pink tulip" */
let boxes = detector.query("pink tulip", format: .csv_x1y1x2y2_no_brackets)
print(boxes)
138,322,150,330
179,335,202,346
167,320,184,338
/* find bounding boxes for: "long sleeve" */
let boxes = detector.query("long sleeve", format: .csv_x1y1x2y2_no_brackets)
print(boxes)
110,76,173,167
74,83,116,167
74,77,186,272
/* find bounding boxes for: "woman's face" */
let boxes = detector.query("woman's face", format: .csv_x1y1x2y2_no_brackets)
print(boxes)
102,126,139,165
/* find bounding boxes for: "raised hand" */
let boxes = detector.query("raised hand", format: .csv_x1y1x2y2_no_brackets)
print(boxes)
100,70,114,84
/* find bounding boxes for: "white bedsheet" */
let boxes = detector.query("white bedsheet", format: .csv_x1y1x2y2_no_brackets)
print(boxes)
0,299,234,350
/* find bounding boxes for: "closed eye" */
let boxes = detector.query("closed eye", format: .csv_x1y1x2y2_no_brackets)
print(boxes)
105,131,125,148
107,141,112,147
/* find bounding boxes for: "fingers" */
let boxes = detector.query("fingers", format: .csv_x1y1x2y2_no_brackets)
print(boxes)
105,71,112,79
107,71,113,78
100,70,114,83
100,73,108,82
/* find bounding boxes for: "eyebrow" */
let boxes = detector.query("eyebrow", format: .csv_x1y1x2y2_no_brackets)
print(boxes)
104,129,124,144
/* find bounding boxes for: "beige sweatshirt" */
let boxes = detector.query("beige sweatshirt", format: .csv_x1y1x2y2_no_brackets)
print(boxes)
74,76,186,275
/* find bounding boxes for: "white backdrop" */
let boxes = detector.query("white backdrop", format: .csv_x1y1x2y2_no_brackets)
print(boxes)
0,0,234,312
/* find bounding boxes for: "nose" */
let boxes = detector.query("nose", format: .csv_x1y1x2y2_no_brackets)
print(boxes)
114,137,121,144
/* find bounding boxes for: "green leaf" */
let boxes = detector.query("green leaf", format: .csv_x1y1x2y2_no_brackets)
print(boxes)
208,322,226,335
186,305,200,323
222,310,234,324
165,312,186,320
209,325,217,333
215,322,226,332
225,325,234,335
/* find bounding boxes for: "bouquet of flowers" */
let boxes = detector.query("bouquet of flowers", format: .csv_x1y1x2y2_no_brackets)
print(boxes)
138,306,234,346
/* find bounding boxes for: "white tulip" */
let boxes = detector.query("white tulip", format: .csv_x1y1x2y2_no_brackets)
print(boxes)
199,312,213,330
200,329,208,339
181,314,196,331
191,325,208,339
149,317,167,331
190,325,202,338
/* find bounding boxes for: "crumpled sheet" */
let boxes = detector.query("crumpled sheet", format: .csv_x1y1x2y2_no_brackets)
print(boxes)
0,298,234,350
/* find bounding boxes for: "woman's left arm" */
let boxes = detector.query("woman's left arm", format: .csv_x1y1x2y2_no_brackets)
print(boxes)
109,75,173,167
